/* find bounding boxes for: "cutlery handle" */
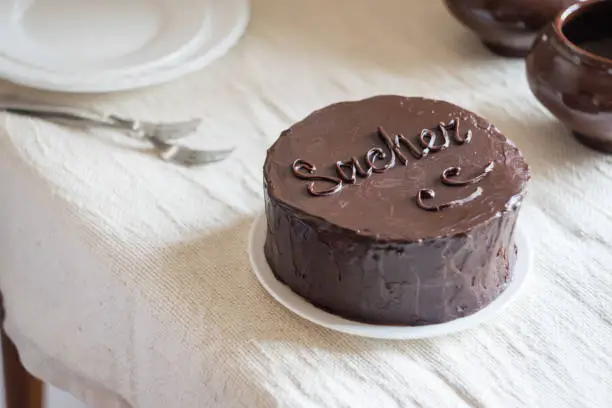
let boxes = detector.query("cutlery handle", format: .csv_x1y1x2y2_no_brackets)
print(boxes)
32,115,117,133
0,99,116,126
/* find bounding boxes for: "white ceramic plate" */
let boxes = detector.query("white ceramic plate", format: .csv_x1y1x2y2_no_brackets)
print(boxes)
0,0,250,93
0,0,210,75
249,213,532,340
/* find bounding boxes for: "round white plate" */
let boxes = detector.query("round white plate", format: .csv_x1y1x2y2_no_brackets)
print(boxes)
0,0,250,93
0,0,210,75
249,213,532,340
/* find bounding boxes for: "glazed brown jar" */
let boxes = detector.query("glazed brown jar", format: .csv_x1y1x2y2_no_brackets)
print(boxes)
526,0,612,153
444,0,583,57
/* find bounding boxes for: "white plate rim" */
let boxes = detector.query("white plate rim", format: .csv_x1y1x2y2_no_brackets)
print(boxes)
249,212,532,340
0,0,213,76
0,0,250,93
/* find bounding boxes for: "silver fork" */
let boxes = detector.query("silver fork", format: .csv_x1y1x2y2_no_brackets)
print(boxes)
43,115,235,166
0,99,234,166
106,115,204,142
0,100,203,142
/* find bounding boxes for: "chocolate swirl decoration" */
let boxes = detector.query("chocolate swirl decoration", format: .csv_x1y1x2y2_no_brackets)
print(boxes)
293,121,479,200
336,157,371,184
292,159,343,196
440,118,472,144
416,187,483,212
336,148,394,184
419,128,449,157
379,124,453,163
378,126,423,164
442,161,495,186
367,147,395,173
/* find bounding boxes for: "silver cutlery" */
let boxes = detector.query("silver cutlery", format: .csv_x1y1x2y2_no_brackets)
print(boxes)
0,99,234,166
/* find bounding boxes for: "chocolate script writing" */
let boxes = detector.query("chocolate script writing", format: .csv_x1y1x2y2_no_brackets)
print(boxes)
416,161,495,211
291,119,494,211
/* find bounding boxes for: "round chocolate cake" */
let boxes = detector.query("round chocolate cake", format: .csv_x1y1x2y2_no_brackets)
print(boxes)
263,95,530,326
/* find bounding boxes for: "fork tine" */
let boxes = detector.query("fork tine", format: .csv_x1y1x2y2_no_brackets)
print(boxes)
108,114,202,137
150,137,234,166
150,125,200,141
165,146,235,166
152,118,202,130
146,119,203,141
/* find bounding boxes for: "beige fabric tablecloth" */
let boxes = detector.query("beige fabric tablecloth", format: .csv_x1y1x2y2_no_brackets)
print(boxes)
1,1,611,407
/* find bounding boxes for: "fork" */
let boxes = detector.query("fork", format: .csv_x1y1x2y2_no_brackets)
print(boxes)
43,115,235,166
0,100,203,142
0,99,235,166
106,115,203,142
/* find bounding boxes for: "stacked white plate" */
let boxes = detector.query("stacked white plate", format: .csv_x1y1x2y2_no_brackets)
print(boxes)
0,0,250,92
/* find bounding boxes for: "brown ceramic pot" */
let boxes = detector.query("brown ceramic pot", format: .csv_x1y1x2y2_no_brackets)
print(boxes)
444,0,582,57
526,0,612,153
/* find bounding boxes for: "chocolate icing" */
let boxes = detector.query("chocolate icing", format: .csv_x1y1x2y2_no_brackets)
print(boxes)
416,186,483,212
264,96,530,325
293,120,481,199
291,159,342,197
441,161,495,186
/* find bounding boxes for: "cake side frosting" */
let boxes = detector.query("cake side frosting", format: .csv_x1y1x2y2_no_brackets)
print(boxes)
263,95,530,325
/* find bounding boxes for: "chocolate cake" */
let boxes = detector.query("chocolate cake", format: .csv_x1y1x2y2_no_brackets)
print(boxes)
263,95,530,326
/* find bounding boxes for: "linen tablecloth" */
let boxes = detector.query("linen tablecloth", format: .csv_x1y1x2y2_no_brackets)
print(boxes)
1,1,611,407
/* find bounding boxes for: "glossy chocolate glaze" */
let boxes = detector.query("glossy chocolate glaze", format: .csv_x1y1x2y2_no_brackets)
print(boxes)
263,96,530,325
291,122,479,200
442,161,495,186
527,0,612,153
444,0,582,57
